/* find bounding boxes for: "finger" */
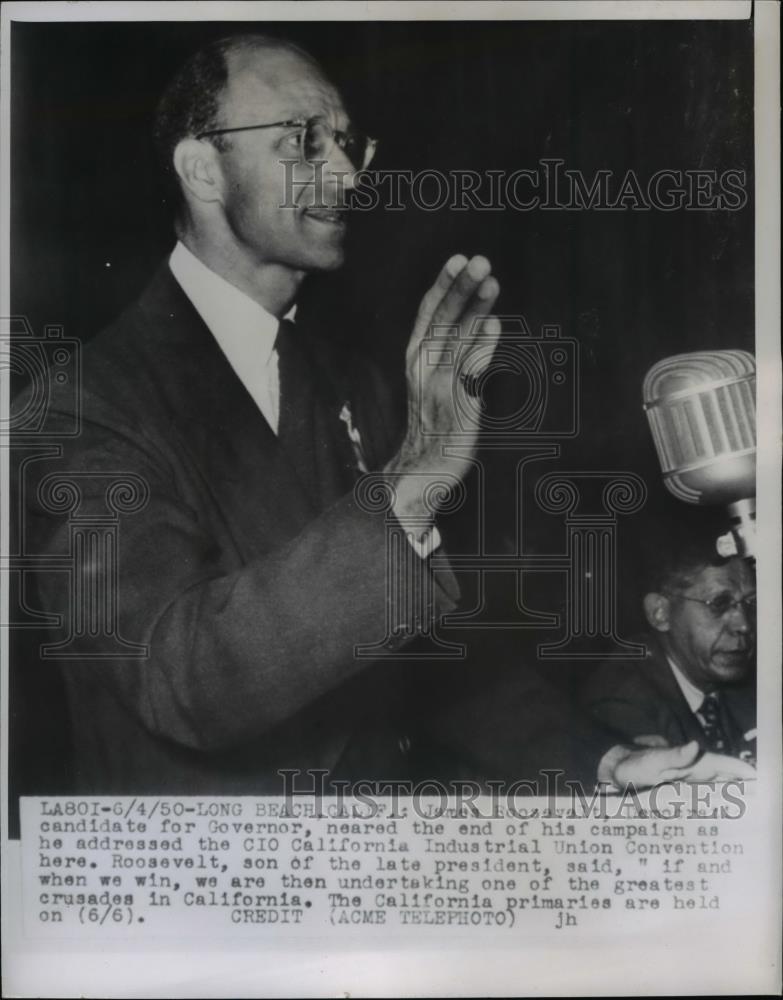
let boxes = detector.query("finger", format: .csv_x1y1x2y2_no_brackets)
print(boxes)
476,274,500,306
700,753,758,780
456,316,502,404
714,769,757,781
664,756,757,783
430,254,493,328
658,765,705,782
453,316,501,416
633,735,671,748
479,314,502,367
665,740,701,766
449,281,501,386
638,741,702,782
463,276,501,336
411,254,468,350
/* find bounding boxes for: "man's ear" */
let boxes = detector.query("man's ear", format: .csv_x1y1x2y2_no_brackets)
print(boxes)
172,138,224,205
643,592,671,633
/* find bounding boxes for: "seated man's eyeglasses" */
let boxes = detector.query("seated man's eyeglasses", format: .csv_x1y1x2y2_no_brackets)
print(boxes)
666,591,757,619
196,116,378,171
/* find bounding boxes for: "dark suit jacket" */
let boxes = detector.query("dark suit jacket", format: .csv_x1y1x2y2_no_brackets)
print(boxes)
582,635,756,758
19,262,459,794
16,261,620,800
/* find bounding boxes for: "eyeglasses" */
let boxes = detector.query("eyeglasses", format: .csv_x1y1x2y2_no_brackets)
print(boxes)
196,116,378,171
667,591,757,619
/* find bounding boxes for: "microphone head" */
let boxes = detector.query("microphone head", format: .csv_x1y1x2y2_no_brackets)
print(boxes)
642,349,755,506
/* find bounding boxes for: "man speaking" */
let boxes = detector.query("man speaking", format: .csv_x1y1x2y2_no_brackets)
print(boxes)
21,34,501,793
20,34,750,794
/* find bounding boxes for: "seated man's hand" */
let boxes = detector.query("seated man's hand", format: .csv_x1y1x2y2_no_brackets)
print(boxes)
600,740,757,789
675,749,757,783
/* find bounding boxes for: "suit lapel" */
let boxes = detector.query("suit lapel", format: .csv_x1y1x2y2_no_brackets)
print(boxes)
644,642,706,743
132,263,404,559
136,265,317,556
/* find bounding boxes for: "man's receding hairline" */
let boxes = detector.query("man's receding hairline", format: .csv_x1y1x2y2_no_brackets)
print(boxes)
216,34,335,119
657,555,747,599
220,33,325,80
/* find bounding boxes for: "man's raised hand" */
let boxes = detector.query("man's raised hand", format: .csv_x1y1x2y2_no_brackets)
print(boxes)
385,254,501,525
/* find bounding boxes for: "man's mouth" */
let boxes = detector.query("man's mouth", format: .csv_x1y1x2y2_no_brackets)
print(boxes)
303,207,347,226
713,647,750,662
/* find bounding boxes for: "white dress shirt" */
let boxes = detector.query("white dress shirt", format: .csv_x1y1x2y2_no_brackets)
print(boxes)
667,655,755,747
168,241,440,558
169,240,288,434
666,655,706,714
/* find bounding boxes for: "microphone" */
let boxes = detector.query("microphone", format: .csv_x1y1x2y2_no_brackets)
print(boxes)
642,350,756,559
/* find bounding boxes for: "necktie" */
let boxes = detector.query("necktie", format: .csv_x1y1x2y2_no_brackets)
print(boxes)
275,318,360,509
697,691,731,754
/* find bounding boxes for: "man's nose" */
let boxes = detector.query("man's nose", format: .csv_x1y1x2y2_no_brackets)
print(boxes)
726,602,751,633
323,143,357,193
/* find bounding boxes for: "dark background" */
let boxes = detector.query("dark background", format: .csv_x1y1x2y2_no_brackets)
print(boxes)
11,17,754,484
9,17,754,818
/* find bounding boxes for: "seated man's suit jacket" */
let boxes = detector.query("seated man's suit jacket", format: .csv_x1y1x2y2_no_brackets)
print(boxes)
582,635,756,759
18,262,463,794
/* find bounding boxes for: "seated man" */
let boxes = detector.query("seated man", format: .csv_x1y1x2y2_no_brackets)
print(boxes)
583,513,756,767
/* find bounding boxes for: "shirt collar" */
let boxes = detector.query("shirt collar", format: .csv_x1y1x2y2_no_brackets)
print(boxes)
665,654,707,713
169,241,294,368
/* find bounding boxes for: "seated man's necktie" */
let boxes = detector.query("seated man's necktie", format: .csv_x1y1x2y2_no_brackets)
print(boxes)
696,690,731,754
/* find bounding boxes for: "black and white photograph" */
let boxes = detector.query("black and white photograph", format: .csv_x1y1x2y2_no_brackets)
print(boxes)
1,1,780,996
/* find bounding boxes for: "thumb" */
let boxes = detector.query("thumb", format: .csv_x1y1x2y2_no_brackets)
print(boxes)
633,735,671,749
666,740,701,767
